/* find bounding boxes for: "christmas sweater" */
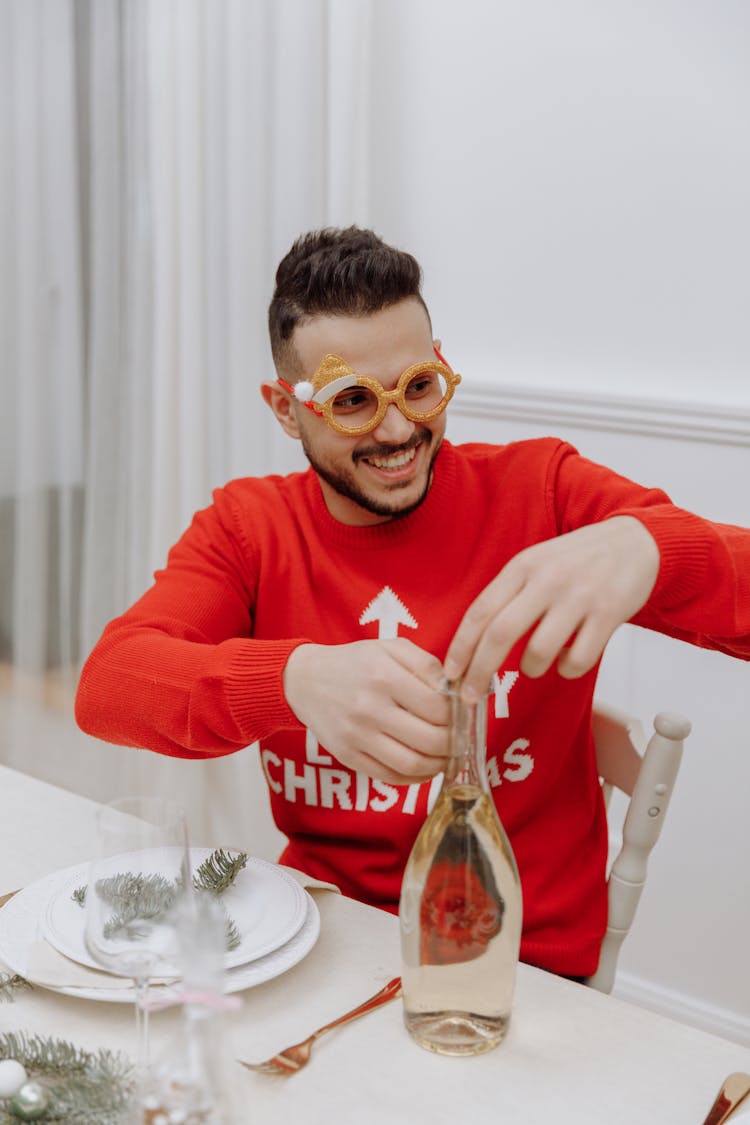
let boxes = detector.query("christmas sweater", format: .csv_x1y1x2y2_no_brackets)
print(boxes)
75,439,750,977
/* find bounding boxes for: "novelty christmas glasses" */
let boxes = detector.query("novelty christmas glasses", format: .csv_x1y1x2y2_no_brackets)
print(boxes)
277,347,461,436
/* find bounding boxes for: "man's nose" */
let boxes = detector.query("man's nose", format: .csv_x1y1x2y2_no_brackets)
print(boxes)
370,403,415,443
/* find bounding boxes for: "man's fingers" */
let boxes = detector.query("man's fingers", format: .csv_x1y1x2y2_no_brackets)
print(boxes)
445,518,660,694
393,679,451,729
556,617,615,679
351,750,439,787
443,569,527,684
386,638,447,695
284,637,452,784
351,737,446,786
462,604,615,690
452,579,561,697
377,703,450,764
515,602,591,678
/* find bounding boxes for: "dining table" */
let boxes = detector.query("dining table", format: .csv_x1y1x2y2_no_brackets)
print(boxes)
1,761,749,1125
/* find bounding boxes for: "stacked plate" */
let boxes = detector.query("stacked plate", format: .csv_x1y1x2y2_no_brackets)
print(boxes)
0,849,320,1003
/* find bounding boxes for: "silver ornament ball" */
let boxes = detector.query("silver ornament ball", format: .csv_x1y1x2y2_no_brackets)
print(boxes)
9,1079,50,1120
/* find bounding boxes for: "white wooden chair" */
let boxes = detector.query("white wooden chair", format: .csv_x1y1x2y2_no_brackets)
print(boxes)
587,703,691,993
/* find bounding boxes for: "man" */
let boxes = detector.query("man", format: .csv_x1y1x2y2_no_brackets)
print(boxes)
76,226,750,979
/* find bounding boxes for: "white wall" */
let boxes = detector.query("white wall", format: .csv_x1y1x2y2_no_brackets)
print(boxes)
364,0,749,409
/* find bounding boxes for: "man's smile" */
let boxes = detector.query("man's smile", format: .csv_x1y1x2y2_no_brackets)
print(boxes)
355,431,424,466
360,445,418,471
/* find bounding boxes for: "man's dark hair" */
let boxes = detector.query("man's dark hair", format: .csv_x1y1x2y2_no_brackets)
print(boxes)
268,226,428,375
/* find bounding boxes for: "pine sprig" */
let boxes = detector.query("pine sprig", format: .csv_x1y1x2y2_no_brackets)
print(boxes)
71,850,249,951
0,972,32,1003
97,873,178,941
224,914,241,952
0,1030,133,1123
192,848,248,895
1,1030,91,1076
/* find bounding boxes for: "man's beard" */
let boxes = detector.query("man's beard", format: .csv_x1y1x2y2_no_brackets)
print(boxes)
300,428,441,519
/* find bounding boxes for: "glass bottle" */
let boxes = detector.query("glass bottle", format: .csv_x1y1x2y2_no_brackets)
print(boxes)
399,682,523,1056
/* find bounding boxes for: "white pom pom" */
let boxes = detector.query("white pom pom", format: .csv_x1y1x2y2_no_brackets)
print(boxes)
293,380,315,403
0,1059,28,1097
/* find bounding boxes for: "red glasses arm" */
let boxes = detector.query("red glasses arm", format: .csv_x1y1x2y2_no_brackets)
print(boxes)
433,344,452,369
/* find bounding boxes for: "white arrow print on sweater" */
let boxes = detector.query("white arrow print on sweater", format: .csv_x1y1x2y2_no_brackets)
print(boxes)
359,585,418,640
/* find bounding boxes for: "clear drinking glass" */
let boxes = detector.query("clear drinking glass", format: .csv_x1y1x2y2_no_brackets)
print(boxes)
84,796,191,1070
136,894,240,1123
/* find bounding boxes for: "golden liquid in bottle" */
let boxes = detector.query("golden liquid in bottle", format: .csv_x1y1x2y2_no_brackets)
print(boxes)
400,784,522,1056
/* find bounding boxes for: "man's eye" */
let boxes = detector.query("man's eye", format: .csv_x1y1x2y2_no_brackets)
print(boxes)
332,389,373,413
409,377,432,396
405,373,440,400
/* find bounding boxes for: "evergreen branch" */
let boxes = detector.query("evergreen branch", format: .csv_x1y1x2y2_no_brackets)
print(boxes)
0,972,32,1003
70,849,249,950
98,874,178,941
192,848,248,895
97,872,176,911
225,914,241,952
72,849,248,908
1,1030,91,1076
0,1031,133,1123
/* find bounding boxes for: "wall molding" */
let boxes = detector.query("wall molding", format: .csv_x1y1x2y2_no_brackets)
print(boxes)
614,971,750,1048
451,383,750,448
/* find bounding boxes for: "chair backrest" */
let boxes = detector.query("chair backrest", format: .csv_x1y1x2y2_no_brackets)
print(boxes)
586,703,691,994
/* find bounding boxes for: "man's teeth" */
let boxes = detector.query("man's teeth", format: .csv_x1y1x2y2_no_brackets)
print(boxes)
366,448,417,470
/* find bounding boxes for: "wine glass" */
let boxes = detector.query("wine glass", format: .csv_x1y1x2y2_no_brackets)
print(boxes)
84,796,191,1070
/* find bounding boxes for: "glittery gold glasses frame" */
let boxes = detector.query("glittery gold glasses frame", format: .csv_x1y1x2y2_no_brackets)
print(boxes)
276,346,462,437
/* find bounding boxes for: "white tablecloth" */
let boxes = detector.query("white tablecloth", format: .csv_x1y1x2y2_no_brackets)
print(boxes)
2,765,749,1124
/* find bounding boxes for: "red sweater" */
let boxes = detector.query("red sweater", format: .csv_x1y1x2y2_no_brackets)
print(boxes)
75,439,750,976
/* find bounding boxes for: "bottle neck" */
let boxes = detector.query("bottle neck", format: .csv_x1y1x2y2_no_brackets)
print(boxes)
443,689,489,791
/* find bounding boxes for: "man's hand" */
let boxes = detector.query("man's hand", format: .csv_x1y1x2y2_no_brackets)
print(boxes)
443,516,660,699
283,638,450,785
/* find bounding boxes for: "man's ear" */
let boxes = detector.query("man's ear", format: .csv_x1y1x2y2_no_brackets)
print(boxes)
260,382,302,439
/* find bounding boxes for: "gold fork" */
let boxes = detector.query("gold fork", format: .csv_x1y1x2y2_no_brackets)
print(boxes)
701,1073,750,1125
238,976,402,1076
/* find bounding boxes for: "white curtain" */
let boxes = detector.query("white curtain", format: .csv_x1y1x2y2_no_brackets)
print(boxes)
1,0,373,854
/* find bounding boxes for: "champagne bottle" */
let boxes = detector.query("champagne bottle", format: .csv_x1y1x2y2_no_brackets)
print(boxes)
399,682,523,1056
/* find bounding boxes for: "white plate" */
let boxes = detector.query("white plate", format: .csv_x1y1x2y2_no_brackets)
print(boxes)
43,849,307,972
0,867,320,1003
